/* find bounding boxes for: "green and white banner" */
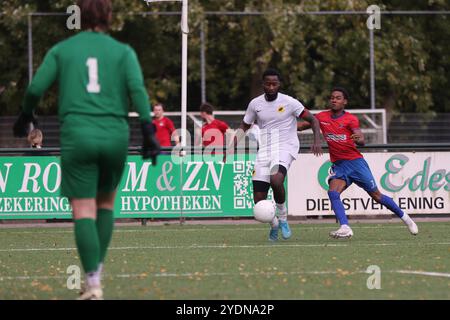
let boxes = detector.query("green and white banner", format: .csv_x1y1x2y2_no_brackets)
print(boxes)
3,151,447,219
0,154,263,219
288,152,450,215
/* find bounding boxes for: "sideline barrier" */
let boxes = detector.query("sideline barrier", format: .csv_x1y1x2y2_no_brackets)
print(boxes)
288,152,450,216
0,154,264,219
1,144,449,219
0,153,271,220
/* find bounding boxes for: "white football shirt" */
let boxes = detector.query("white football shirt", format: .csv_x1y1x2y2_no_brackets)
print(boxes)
243,93,305,159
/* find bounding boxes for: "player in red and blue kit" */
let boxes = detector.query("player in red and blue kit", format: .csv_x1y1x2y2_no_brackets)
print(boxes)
298,87,418,239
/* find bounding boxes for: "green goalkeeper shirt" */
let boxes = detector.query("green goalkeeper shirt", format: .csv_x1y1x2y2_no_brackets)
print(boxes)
23,31,151,126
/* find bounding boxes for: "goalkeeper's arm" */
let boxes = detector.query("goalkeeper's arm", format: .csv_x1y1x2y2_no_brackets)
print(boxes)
124,46,151,123
141,122,161,163
124,46,160,162
14,47,58,137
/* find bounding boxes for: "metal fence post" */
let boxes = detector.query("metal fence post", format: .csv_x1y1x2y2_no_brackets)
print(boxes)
200,20,206,103
369,27,376,110
28,14,33,84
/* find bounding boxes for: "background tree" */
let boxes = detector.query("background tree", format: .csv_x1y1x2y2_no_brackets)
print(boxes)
0,0,448,117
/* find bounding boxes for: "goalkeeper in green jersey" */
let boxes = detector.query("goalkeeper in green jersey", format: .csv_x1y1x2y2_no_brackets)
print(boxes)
13,0,160,300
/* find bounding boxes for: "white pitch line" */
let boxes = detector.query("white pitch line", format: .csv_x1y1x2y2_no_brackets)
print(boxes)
0,270,365,281
2,224,449,235
0,275,67,281
116,270,363,278
2,269,450,282
0,243,347,252
394,270,450,278
0,242,449,252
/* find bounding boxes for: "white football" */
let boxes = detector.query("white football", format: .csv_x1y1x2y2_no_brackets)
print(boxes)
253,200,276,223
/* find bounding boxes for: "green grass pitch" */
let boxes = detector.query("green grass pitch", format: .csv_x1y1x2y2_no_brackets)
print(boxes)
0,221,449,300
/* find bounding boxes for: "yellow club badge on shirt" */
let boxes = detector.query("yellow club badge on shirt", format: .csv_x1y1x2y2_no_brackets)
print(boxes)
277,106,285,113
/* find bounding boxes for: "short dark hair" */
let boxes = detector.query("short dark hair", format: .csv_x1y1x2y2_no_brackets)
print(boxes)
331,87,349,100
200,102,214,115
78,0,112,30
262,68,282,81
153,103,165,110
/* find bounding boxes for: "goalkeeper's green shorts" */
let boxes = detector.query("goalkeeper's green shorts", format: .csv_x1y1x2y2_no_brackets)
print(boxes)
60,115,129,198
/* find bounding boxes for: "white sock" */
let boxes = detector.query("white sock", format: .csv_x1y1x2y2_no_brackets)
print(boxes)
86,263,103,288
86,272,101,288
96,263,104,281
401,213,412,224
97,263,103,276
276,203,287,221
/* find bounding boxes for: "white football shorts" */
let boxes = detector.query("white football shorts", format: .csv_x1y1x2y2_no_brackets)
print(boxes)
252,151,296,183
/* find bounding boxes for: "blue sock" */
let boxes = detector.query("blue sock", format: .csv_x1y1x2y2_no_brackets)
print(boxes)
328,191,348,225
380,195,404,218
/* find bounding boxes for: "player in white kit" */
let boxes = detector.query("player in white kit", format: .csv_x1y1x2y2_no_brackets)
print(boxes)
232,69,322,241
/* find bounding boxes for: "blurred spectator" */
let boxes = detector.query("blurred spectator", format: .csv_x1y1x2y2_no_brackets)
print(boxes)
199,102,229,147
28,128,43,149
152,103,179,147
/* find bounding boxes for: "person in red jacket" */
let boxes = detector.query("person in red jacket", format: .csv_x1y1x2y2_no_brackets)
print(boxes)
199,102,229,148
152,103,179,148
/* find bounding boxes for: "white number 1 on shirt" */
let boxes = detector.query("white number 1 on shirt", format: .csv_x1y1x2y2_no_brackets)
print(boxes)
86,58,101,93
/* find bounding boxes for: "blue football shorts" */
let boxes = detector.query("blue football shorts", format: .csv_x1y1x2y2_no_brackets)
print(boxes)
329,158,378,192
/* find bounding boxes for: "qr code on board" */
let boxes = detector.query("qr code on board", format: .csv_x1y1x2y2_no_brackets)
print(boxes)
233,161,254,209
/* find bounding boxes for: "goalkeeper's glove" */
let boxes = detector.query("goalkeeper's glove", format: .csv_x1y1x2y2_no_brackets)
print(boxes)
13,111,38,138
141,121,161,165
